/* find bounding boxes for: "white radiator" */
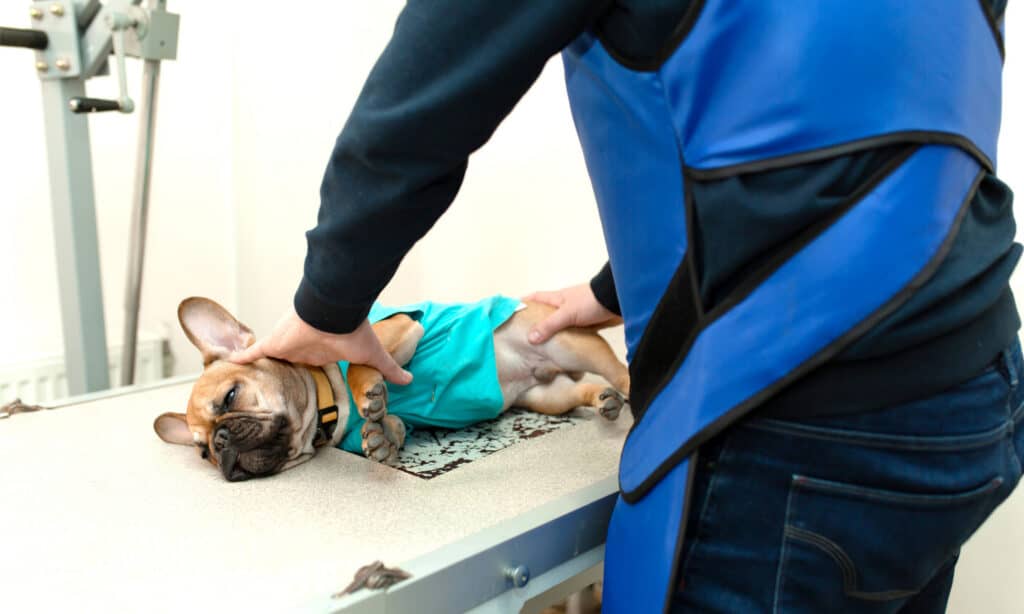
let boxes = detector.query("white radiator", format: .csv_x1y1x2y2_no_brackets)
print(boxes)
0,334,169,404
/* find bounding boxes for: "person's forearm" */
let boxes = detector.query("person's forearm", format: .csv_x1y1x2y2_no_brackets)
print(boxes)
296,1,608,333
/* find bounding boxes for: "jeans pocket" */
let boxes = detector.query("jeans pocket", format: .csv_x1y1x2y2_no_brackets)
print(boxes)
773,474,1003,614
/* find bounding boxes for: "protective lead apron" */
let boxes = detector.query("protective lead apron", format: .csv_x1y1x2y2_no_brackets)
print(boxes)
562,2,1003,611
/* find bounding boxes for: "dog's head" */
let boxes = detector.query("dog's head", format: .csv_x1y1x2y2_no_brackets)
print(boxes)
154,298,316,481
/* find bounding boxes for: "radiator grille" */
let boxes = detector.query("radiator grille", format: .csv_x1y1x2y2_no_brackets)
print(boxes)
0,335,168,404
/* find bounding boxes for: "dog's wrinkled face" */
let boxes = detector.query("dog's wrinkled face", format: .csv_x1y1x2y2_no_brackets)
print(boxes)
154,298,311,481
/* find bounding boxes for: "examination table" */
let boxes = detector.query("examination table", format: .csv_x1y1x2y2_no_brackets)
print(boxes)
0,376,629,613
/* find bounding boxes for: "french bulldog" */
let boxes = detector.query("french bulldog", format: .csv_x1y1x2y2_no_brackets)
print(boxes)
154,297,630,481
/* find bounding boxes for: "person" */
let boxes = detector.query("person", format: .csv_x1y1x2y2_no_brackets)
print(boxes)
231,2,1023,611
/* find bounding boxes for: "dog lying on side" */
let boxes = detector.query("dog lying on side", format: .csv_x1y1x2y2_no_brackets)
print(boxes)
154,296,630,481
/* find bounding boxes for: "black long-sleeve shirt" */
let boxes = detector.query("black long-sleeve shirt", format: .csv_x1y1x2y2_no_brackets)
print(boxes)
298,1,1019,419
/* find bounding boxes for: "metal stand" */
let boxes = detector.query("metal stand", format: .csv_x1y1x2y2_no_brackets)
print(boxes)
2,0,179,394
121,17,162,385
40,76,111,394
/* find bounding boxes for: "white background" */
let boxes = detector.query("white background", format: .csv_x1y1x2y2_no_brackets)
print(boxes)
0,2,1021,611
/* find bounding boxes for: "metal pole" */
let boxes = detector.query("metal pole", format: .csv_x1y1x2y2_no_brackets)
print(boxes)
40,77,111,394
120,54,160,385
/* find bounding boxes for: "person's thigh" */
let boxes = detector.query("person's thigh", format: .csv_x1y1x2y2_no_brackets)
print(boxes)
671,344,1024,614
898,553,958,614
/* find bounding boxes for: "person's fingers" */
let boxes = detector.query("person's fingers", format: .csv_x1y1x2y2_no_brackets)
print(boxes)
523,290,565,307
529,307,574,345
350,326,413,385
369,349,413,385
229,339,267,364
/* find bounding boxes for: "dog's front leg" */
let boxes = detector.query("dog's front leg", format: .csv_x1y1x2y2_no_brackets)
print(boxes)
348,314,424,422
347,314,423,464
348,365,390,422
348,367,407,464
360,415,406,464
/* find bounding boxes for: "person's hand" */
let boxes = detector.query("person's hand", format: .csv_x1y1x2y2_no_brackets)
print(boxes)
524,283,619,344
229,307,413,385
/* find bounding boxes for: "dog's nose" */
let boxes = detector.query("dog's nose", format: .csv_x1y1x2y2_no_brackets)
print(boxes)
212,425,231,452
219,446,240,481
211,426,249,481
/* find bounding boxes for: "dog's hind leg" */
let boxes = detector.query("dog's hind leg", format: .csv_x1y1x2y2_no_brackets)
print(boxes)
515,375,625,421
347,315,424,422
509,302,629,395
541,329,630,396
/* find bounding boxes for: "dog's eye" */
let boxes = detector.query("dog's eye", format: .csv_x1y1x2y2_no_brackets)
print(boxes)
222,385,238,410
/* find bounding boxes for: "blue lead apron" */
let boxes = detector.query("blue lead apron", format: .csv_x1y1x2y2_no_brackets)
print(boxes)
562,2,1004,611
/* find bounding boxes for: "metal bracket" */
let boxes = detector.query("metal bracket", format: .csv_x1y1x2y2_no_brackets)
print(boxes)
80,0,140,78
30,1,84,80
123,4,178,61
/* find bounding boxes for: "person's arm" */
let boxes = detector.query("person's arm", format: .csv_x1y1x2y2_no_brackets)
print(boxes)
296,1,609,334
231,2,607,377
589,261,621,316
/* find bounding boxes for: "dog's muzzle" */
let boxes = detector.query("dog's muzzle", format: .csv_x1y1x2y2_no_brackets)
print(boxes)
210,413,291,481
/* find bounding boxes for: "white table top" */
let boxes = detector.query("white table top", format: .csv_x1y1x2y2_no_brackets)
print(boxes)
0,379,629,613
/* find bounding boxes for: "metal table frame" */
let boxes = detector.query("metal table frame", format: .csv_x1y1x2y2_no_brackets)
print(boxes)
325,480,615,614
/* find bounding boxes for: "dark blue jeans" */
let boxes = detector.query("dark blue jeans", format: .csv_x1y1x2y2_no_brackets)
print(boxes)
671,342,1024,613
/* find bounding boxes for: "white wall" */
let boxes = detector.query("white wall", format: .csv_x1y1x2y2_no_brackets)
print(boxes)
226,2,610,348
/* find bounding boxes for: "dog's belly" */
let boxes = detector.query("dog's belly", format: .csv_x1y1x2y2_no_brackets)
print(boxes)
493,325,558,409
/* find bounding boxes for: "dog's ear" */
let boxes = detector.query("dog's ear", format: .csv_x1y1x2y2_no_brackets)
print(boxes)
178,297,256,365
154,412,193,445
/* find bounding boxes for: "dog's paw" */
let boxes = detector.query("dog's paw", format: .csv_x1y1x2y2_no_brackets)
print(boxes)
597,388,626,421
359,382,389,422
360,417,404,465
